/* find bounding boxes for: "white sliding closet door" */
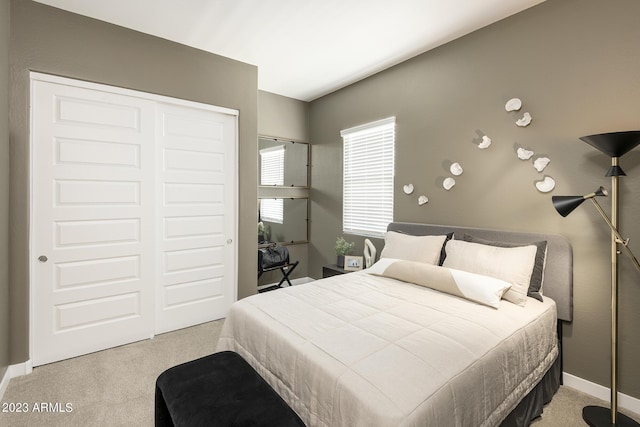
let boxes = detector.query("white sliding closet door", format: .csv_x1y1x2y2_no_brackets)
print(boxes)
31,78,157,366
30,74,237,366
155,103,236,333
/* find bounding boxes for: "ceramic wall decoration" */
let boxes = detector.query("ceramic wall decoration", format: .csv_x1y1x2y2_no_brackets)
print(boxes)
535,176,555,193
505,98,522,112
517,147,534,160
478,135,492,149
407,95,553,203
516,112,532,127
533,157,550,172
403,184,414,195
449,162,463,176
443,177,455,190
502,97,555,192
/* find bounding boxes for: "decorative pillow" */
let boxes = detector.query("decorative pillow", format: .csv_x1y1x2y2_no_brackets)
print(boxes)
462,234,547,302
442,239,537,306
380,231,448,265
367,258,511,309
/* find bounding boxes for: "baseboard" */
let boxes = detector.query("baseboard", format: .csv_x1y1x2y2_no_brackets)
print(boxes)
0,360,32,402
288,277,315,286
0,366,9,402
563,372,640,416
9,359,33,378
257,276,315,291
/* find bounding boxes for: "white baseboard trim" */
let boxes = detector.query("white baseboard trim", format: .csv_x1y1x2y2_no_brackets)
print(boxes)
0,360,32,401
0,367,10,402
288,277,315,286
563,372,640,416
257,276,315,291
9,360,33,377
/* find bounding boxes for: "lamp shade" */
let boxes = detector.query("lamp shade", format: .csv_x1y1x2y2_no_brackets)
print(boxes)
552,195,586,217
580,131,640,158
552,186,608,217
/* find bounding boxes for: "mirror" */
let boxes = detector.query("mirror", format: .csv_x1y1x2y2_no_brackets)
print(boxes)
259,137,309,187
259,198,308,245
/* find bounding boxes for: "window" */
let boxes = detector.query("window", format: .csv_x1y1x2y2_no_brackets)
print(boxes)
341,117,395,238
260,146,284,224
260,198,283,225
260,146,285,186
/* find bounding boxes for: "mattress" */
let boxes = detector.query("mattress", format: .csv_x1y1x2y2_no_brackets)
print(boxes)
216,270,558,427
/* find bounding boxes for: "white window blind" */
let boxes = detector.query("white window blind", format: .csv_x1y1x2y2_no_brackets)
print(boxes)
341,117,395,238
260,198,283,225
260,146,284,224
260,146,285,186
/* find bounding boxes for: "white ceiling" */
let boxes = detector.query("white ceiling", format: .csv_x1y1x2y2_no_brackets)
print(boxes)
34,0,546,101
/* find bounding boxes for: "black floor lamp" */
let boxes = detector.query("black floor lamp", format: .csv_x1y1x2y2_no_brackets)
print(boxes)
552,131,640,427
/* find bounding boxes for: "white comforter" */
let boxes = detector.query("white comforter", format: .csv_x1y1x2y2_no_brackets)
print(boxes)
216,271,558,427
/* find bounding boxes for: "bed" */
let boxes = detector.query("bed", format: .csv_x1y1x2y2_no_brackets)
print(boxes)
217,222,573,427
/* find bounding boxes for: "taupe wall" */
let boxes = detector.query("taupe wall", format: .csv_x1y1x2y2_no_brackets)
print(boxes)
309,0,640,398
8,0,258,364
258,91,309,143
0,0,10,379
258,91,310,285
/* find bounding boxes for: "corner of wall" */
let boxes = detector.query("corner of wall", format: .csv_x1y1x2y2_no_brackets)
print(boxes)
0,0,11,379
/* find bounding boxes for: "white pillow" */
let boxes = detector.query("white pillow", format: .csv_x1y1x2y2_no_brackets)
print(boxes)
367,258,512,309
380,231,447,265
442,239,537,306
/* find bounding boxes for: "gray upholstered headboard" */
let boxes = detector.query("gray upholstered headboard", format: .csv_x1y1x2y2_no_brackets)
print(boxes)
387,222,573,322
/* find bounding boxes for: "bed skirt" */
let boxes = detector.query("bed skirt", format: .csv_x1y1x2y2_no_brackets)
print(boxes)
500,333,562,426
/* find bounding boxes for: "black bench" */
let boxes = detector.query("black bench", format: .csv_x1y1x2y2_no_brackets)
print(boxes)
155,351,305,427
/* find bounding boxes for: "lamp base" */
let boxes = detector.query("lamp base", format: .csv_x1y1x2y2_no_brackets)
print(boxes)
583,405,640,426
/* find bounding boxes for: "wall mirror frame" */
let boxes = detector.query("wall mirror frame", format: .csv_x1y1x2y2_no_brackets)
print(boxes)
258,136,310,188
258,135,310,247
258,197,309,247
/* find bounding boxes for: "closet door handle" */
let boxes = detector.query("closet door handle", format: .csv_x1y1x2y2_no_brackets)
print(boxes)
38,255,48,263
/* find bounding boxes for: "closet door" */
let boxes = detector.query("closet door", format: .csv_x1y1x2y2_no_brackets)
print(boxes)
31,74,238,365
155,103,237,333
31,79,157,366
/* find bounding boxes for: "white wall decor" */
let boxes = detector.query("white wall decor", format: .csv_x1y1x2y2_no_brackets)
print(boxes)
533,157,550,172
443,177,456,190
517,147,535,160
504,97,556,193
535,176,556,193
516,112,532,127
450,162,463,176
403,184,414,194
478,135,492,149
418,195,429,205
505,98,522,112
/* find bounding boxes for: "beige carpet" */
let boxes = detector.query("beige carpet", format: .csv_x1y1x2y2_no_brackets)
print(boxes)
1,320,638,426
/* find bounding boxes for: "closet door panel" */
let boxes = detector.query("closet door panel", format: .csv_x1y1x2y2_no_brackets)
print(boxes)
156,103,236,334
31,78,156,366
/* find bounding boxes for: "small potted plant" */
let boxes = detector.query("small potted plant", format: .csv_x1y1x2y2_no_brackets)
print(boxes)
335,237,355,268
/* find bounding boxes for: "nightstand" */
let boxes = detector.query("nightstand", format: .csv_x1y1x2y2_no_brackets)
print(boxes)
322,264,351,278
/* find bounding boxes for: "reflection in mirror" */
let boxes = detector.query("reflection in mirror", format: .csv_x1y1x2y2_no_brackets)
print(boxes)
259,198,308,244
259,137,309,187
